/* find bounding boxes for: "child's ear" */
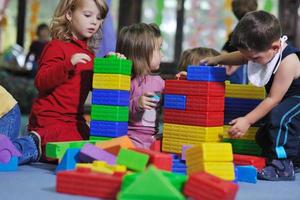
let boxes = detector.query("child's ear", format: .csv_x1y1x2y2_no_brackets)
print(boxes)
65,10,72,22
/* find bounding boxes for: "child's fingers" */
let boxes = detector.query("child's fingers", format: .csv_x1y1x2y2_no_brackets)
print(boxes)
229,119,237,125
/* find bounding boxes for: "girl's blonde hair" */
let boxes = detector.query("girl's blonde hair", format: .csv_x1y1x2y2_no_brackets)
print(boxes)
50,0,108,51
116,23,161,79
178,47,220,72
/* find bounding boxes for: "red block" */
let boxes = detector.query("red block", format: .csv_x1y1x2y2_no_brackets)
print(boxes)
164,109,224,126
186,95,224,112
131,147,173,171
56,167,122,199
150,139,162,152
184,172,238,200
233,154,266,171
164,80,225,96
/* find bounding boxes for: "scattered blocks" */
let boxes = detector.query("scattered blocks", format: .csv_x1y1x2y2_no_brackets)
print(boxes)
55,148,80,174
95,136,134,155
233,154,266,171
116,148,149,172
79,143,116,165
0,135,21,171
236,165,257,183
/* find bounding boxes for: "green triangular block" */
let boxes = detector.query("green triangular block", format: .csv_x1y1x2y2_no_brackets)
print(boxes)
118,166,185,200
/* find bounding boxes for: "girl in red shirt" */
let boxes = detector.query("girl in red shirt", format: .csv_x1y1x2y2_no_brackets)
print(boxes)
3,0,112,164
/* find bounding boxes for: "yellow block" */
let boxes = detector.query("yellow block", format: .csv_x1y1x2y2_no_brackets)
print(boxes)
185,143,233,164
221,125,258,140
93,74,130,90
162,137,203,154
163,123,222,142
225,82,265,99
187,162,235,181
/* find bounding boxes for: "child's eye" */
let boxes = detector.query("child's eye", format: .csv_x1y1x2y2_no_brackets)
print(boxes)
84,14,91,17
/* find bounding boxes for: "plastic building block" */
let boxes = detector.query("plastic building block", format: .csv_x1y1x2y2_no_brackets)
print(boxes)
163,94,186,110
185,143,233,163
150,139,161,152
187,65,226,82
116,148,149,172
181,145,193,161
186,95,225,112
236,165,257,183
118,166,185,200
164,109,224,126
57,167,122,199
90,120,128,137
92,89,130,106
95,136,134,155
184,172,238,200
165,80,225,96
88,136,112,141
233,154,266,170
91,105,129,122
222,139,262,156
225,98,261,114
55,148,81,174
222,125,258,141
131,147,173,171
0,135,21,170
0,156,18,171
79,143,116,165
46,140,99,159
172,155,187,175
162,137,202,154
225,82,265,99
93,74,130,90
93,56,132,75
163,123,221,142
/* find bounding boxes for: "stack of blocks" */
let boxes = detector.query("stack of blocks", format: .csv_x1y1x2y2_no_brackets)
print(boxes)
162,65,226,154
221,82,266,156
90,55,132,138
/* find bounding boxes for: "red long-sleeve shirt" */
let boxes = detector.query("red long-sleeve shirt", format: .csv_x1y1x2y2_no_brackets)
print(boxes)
28,39,94,147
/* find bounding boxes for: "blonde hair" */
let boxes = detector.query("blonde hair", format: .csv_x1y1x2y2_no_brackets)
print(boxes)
116,23,161,79
178,47,220,72
50,0,108,51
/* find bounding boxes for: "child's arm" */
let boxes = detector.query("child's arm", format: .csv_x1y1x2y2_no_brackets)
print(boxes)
201,51,248,66
229,54,299,138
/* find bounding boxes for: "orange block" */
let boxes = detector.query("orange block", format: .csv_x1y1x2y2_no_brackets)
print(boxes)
95,136,134,155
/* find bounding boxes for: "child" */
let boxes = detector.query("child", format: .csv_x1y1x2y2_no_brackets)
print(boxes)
25,23,50,78
202,11,300,181
0,86,21,140
222,0,257,83
116,23,164,149
0,0,111,164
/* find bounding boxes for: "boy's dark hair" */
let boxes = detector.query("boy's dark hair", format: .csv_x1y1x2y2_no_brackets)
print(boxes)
232,0,257,20
36,23,49,36
231,11,282,52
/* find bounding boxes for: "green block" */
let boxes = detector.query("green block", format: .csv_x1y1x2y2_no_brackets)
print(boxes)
222,139,262,156
89,136,113,141
116,149,149,172
121,171,187,192
118,166,185,200
46,140,101,159
94,55,132,75
91,105,129,122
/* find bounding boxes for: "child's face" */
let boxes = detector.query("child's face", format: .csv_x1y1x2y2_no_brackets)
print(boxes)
66,0,102,40
150,37,163,71
239,41,280,65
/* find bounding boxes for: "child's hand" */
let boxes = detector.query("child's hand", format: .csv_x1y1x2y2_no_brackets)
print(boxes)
200,56,219,66
228,117,251,138
175,71,187,80
71,53,91,65
106,52,126,59
138,92,159,110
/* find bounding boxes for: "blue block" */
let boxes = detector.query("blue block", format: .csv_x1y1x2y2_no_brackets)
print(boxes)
236,165,257,183
92,89,130,106
55,148,80,174
164,94,186,110
187,65,226,82
0,156,18,171
90,121,128,137
225,98,261,114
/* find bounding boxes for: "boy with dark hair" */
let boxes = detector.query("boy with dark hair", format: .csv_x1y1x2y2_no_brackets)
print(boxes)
202,10,300,181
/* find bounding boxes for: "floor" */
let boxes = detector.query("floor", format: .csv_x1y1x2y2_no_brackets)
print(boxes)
1,163,300,200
